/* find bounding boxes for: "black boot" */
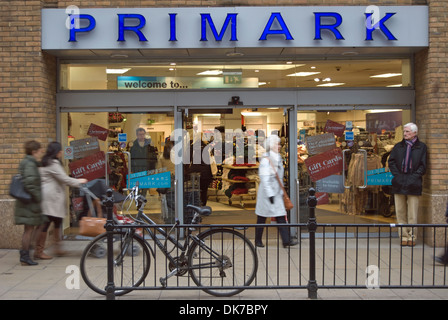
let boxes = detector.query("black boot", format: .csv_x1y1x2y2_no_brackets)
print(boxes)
255,227,265,247
20,250,38,266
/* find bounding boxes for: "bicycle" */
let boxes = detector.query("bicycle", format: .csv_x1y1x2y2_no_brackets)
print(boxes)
80,185,258,297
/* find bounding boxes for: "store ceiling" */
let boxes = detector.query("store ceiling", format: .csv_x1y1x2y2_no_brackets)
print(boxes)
55,46,422,88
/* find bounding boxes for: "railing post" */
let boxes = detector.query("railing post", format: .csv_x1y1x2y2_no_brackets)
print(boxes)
307,187,318,299
103,188,115,300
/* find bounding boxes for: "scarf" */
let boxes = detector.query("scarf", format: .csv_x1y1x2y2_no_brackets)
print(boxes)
402,137,417,173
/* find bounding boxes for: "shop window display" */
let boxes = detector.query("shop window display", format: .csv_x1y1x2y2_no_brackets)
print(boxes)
297,109,410,223
61,112,175,235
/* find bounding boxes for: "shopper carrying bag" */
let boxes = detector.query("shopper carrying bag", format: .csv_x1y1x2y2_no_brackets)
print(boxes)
14,140,46,266
254,135,298,248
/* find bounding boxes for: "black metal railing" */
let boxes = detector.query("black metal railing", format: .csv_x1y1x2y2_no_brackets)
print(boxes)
98,188,448,300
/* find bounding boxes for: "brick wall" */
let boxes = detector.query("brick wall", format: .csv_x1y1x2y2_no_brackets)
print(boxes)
0,0,57,197
54,0,420,8
415,0,448,196
414,0,448,228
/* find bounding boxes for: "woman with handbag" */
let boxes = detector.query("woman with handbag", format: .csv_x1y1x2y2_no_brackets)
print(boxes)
14,140,45,266
36,142,87,258
254,135,298,248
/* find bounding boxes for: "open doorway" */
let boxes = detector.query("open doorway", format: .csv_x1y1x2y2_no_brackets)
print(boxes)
181,106,291,225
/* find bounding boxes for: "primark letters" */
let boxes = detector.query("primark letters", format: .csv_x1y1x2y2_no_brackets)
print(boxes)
41,6,428,50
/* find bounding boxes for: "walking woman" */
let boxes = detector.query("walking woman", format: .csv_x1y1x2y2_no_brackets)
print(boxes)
35,141,87,259
254,135,298,248
14,140,45,266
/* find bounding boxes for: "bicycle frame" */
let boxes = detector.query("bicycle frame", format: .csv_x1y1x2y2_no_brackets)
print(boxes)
114,184,248,287
117,202,228,285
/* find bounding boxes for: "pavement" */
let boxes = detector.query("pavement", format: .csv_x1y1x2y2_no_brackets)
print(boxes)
2,238,448,302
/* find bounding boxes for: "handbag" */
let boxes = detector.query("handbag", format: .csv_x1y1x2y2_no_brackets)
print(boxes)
9,174,32,204
79,217,106,237
266,157,294,211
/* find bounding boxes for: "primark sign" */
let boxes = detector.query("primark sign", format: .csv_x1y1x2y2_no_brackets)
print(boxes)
41,6,428,50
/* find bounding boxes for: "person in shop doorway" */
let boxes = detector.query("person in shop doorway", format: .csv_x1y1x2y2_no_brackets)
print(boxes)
14,140,45,266
388,122,427,247
254,135,298,248
186,138,213,207
37,141,87,258
130,128,157,197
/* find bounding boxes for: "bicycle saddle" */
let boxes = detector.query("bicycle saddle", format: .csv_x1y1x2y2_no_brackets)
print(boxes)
186,205,212,216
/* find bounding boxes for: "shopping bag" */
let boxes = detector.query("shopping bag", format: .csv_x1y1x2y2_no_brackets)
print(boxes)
9,174,32,203
79,217,106,237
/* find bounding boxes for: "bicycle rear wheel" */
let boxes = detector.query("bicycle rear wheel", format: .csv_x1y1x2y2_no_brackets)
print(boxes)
80,231,151,296
187,228,258,297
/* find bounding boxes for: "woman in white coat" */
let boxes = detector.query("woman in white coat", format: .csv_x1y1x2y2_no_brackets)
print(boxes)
35,142,87,259
255,135,298,248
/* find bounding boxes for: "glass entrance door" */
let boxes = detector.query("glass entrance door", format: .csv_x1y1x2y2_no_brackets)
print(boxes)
179,106,292,225
297,107,411,224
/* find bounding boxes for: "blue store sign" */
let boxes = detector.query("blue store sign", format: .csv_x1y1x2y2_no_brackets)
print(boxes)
41,6,428,50
367,168,392,186
128,170,171,189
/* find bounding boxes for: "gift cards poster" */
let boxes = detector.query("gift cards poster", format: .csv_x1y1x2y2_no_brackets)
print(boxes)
304,122,345,205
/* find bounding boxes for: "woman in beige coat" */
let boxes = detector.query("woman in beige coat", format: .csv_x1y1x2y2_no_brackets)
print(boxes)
35,142,87,259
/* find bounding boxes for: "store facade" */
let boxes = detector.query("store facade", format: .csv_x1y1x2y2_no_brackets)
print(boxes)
3,1,447,248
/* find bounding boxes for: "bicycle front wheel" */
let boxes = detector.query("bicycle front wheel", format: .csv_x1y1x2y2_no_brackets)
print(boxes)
80,231,151,296
187,228,258,297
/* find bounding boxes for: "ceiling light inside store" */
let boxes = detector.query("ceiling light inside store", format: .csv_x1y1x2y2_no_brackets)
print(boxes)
287,72,321,77
370,73,402,78
106,68,130,74
241,112,262,116
387,84,403,87
367,109,402,113
317,83,345,87
197,70,223,76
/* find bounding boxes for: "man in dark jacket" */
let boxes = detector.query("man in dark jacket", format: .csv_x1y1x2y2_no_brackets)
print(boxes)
130,128,157,196
388,123,427,247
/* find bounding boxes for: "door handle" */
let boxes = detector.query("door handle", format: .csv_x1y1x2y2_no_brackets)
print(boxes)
342,149,350,189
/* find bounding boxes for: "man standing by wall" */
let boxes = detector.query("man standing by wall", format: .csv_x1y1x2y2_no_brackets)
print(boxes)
388,123,427,247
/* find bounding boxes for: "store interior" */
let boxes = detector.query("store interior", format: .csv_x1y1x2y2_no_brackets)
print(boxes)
61,105,409,236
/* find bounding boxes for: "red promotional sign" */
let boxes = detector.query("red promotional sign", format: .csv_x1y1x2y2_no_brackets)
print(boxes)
68,151,109,181
71,197,84,212
316,192,330,205
324,119,346,137
87,123,109,141
305,148,343,182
